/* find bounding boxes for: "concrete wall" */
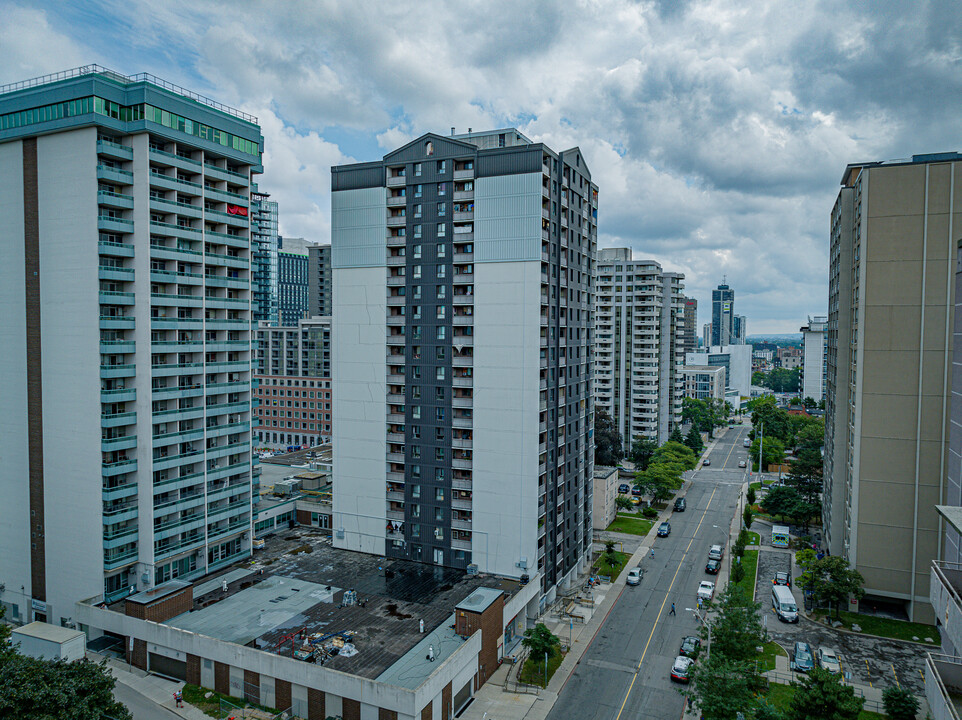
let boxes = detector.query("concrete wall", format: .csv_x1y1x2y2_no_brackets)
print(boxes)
0,138,32,623
36,128,105,624
332,265,387,556
471,260,541,578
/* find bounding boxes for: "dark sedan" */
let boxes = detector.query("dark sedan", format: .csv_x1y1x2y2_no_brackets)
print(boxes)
657,522,671,537
705,558,721,574
680,636,701,657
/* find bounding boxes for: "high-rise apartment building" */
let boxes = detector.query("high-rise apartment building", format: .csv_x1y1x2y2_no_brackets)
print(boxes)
254,317,332,449
702,323,712,349
595,249,685,445
331,129,597,599
711,283,735,346
308,242,333,317
0,66,262,624
250,189,279,329
277,236,309,325
733,314,747,344
824,153,962,622
800,315,827,402
681,297,698,354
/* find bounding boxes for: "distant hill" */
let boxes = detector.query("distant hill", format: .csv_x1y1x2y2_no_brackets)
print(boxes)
748,333,802,346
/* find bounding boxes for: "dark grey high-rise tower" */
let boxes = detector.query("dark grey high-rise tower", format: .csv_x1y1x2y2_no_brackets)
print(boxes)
308,243,332,317
711,283,735,346
331,129,597,599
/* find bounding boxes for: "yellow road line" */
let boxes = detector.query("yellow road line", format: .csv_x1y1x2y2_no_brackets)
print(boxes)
865,659,872,686
614,486,719,720
722,431,738,468
891,663,900,688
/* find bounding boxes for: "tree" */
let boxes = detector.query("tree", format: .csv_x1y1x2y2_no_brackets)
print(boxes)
669,426,685,445
705,583,766,668
653,441,697,471
746,486,756,506
788,667,864,720
761,486,817,528
634,463,681,503
0,656,133,720
731,561,745,584
752,370,768,386
615,495,634,512
802,396,817,409
743,504,754,532
521,623,560,660
629,437,658,470
686,655,756,720
806,556,865,620
882,685,919,720
684,425,704,456
594,409,623,467
750,396,792,444
750,436,786,472
786,445,823,506
754,701,787,720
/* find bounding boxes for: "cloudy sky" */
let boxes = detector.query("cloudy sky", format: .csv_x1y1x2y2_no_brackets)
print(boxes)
3,1,961,332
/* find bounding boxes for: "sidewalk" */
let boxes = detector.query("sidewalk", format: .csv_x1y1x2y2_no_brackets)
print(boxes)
93,652,210,720
459,436,727,720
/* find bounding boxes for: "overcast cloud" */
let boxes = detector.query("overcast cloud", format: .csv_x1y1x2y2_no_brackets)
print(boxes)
4,0,962,332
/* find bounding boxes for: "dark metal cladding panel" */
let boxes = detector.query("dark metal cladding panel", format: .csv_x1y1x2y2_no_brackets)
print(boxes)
476,147,543,178
331,163,385,191
383,134,476,164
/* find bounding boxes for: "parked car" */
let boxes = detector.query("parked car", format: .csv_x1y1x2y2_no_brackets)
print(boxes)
671,656,694,683
673,497,686,512
618,483,630,494
658,522,671,537
773,571,791,587
626,567,644,586
817,647,841,674
705,558,721,574
697,581,716,601
679,636,701,657
708,544,724,561
631,486,642,496
743,438,751,447
792,641,815,673
738,459,747,468
702,458,711,466
772,585,799,623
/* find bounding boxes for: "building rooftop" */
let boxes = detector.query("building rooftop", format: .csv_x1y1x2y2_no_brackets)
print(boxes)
0,64,256,124
456,587,504,614
167,527,519,681
12,621,85,644
126,580,191,605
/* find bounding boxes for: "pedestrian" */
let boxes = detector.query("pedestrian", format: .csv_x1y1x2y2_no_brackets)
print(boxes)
670,602,676,616
174,690,183,707
650,548,655,559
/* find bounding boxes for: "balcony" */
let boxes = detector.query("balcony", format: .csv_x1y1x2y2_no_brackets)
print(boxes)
386,174,406,188
387,195,406,207
387,215,406,227
102,434,137,452
97,164,133,185
933,560,962,649
926,653,962,720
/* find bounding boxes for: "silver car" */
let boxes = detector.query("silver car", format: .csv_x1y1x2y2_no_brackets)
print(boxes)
817,647,841,674
626,567,644,586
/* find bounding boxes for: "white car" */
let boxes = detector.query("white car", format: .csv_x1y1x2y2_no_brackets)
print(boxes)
817,647,841,674
697,581,716,601
626,567,644,586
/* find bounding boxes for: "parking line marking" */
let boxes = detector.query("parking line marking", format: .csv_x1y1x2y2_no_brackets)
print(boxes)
614,486,719,720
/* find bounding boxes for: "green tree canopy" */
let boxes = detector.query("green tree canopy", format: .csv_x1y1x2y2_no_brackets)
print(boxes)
760,486,817,527
629,437,658,470
521,623,560,659
750,396,792,444
706,583,767,668
750,436,786,471
881,685,920,720
788,667,864,720
804,555,865,619
684,425,704,456
686,655,756,720
594,409,624,467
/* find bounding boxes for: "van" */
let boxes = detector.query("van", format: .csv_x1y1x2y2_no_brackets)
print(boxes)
772,585,798,623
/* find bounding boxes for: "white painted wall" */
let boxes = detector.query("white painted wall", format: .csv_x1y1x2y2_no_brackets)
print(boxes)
0,138,32,622
802,328,825,401
37,128,104,624
471,261,541,578
332,265,387,556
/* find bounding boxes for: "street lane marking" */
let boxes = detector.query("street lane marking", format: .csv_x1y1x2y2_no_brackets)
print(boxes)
891,664,900,688
865,659,872,687
585,658,639,674
614,486,719,720
722,434,738,469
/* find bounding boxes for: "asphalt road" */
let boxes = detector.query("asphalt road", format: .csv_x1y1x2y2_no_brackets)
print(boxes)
112,680,180,720
548,425,750,720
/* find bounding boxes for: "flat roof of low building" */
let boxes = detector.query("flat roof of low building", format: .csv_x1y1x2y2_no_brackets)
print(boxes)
376,613,464,689
169,528,519,681
126,580,191,605
456,587,504,614
13,621,84,644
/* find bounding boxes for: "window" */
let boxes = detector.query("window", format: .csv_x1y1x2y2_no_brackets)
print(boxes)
414,162,422,176
438,182,447,195
412,406,421,419
411,445,421,458
437,243,446,258
412,426,421,439
435,448,445,461
438,160,446,173
436,347,445,360
437,326,446,340
438,202,446,217
415,185,423,198
437,367,446,380
414,225,422,238
412,366,421,379
437,285,446,299
435,487,445,501
435,507,444,521
437,265,446,278
411,386,421,399
413,244,422,258
413,305,421,319
437,223,446,237
436,407,445,421
436,306,445,319
413,285,421,299
414,203,422,217
412,484,421,498
436,387,445,400
413,265,421,279
436,427,445,440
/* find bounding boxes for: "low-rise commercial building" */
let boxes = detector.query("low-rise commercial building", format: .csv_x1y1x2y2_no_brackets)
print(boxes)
591,466,619,531
685,345,752,400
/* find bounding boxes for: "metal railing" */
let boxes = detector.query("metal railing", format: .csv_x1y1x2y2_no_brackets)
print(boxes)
0,64,257,123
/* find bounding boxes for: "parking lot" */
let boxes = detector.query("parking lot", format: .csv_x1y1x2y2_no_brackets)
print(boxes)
753,543,930,694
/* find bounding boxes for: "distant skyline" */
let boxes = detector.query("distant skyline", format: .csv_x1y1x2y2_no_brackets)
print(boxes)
3,1,957,331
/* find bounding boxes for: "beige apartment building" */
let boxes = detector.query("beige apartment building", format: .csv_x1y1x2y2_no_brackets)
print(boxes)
824,153,962,623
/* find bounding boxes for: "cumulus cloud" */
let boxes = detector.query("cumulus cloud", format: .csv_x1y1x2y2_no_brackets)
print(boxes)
6,0,962,330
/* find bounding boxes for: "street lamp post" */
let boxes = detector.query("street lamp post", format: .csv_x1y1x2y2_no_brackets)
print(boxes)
686,606,712,658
